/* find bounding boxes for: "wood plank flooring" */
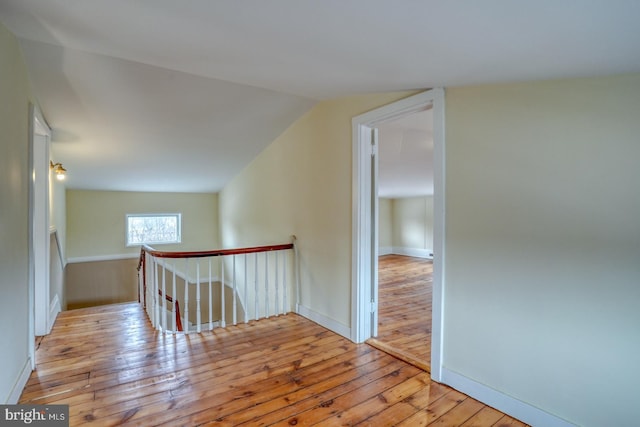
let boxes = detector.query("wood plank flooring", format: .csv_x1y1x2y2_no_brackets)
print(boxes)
370,255,432,371
21,302,527,426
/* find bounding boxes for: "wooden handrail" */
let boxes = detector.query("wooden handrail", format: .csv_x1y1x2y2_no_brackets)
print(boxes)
137,248,145,271
140,243,293,262
138,251,147,307
137,242,293,274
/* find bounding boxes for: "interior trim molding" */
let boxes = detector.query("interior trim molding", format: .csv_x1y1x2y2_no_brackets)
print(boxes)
351,88,446,383
296,304,351,340
378,247,432,258
67,253,139,264
390,247,432,259
441,368,575,427
7,358,32,404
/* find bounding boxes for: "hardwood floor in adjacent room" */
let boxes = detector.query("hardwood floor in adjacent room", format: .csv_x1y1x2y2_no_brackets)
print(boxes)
369,254,433,372
21,302,527,426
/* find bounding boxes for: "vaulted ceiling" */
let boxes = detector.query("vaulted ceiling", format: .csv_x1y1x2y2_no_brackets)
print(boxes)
1,1,639,192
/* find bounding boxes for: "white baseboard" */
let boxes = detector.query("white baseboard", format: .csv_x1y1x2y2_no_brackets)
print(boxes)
48,294,61,332
296,304,351,339
391,247,433,259
441,368,575,427
379,246,393,256
7,358,32,404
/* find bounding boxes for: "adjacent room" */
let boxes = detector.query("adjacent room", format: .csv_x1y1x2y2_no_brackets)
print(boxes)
371,108,435,371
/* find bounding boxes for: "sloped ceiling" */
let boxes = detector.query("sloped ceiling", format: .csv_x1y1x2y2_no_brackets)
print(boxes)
1,1,639,192
17,39,314,192
378,109,433,198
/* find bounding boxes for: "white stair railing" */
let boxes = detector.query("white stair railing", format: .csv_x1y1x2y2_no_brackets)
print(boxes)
137,239,297,334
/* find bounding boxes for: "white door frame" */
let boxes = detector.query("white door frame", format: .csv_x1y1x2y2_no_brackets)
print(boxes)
29,104,52,345
351,88,445,381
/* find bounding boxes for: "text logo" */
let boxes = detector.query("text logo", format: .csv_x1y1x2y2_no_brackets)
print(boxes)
0,405,68,426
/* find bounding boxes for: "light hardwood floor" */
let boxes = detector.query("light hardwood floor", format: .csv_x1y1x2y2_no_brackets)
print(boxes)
21,302,527,426
369,255,432,372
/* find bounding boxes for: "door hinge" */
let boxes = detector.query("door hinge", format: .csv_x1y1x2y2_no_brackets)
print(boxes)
370,300,377,313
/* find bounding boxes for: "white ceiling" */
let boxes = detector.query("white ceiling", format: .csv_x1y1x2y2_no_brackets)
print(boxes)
1,1,639,192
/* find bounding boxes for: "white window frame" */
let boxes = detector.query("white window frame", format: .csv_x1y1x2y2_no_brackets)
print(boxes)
126,213,182,247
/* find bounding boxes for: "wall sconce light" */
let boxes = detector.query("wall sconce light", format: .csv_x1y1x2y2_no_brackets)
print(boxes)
49,161,67,181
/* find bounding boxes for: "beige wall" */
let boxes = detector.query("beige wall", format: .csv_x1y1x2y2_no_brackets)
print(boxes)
219,91,419,327
65,190,219,308
445,74,640,426
392,196,433,254
378,198,393,250
65,258,138,309
220,75,640,424
0,23,35,402
66,190,219,259
378,196,434,257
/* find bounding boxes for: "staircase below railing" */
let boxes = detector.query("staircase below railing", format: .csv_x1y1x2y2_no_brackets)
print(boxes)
137,239,297,333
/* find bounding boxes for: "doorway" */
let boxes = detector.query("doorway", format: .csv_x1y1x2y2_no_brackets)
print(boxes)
351,89,445,381
370,108,435,371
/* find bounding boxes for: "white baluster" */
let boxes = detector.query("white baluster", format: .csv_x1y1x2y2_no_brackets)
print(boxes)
153,257,159,329
220,256,226,327
148,253,153,316
196,259,201,333
254,253,258,320
283,250,288,315
265,252,269,318
208,257,213,330
184,258,189,333
275,251,279,316
161,262,167,331
244,253,248,323
172,260,177,332
144,253,148,313
232,255,237,326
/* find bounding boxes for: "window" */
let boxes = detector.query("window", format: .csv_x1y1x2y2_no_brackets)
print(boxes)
126,213,181,246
